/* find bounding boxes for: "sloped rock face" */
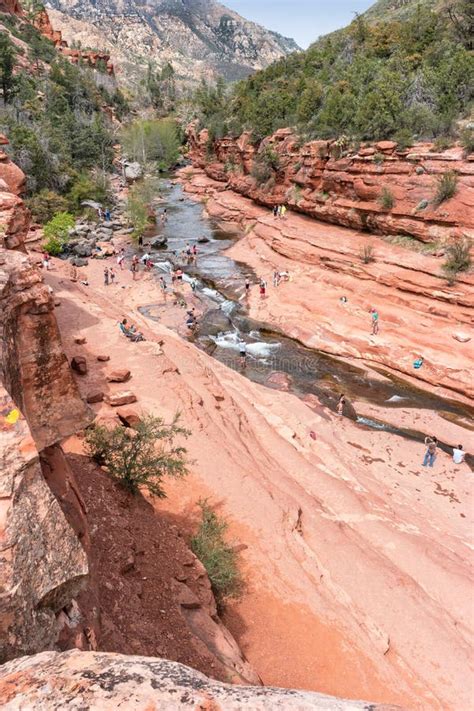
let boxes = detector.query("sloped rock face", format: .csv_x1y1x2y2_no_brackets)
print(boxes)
187,126,474,243
0,389,88,664
0,650,402,710
0,249,92,449
0,0,22,14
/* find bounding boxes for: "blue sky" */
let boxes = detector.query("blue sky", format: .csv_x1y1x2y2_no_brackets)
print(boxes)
226,0,375,48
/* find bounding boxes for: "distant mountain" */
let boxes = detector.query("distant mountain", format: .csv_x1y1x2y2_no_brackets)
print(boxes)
45,0,300,86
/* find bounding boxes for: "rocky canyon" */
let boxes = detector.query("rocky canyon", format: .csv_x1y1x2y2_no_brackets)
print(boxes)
0,0,473,709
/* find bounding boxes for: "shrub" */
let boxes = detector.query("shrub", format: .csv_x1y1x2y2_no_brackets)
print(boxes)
433,136,453,152
67,171,111,213
191,500,243,607
434,171,458,205
85,414,189,497
378,187,395,210
373,153,385,165
127,177,160,240
43,211,75,253
27,190,69,224
460,128,474,156
251,160,272,185
360,244,375,263
393,129,413,150
442,238,472,282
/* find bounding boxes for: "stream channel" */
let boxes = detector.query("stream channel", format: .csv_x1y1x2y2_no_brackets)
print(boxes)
138,178,473,468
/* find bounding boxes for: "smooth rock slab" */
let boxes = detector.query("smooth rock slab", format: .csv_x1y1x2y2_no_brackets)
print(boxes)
105,391,137,407
0,650,402,710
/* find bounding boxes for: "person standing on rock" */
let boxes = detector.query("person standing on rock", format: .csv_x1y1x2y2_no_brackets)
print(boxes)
273,205,278,218
105,208,111,222
245,278,251,298
131,255,139,280
281,205,287,219
370,308,379,335
239,340,247,367
138,234,144,249
337,394,346,416
259,279,266,298
104,266,109,286
160,276,167,301
42,251,50,271
109,267,116,285
117,248,125,270
422,436,438,467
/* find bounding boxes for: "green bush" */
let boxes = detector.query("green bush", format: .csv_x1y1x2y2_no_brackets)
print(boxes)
121,118,180,169
442,238,472,282
378,187,395,210
43,211,75,253
85,414,189,497
126,177,160,240
27,190,69,224
433,136,454,152
67,171,111,213
460,128,474,155
191,500,243,607
434,171,458,205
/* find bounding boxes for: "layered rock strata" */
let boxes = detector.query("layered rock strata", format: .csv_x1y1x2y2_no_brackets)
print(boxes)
0,650,401,710
187,126,474,243
0,389,88,663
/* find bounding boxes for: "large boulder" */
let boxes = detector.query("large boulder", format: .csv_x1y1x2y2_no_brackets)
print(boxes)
0,388,88,663
0,250,92,449
0,650,402,710
124,162,143,182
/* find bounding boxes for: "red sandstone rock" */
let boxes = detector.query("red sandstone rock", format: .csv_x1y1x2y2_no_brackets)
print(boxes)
106,368,131,383
74,336,87,345
86,391,104,404
71,356,88,375
117,407,141,428
105,391,137,406
97,354,110,361
376,141,398,152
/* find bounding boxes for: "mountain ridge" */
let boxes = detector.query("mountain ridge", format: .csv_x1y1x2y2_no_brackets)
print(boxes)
44,0,300,86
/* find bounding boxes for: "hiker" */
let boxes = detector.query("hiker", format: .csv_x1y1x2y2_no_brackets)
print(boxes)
131,255,139,280
273,205,278,218
337,394,346,416
453,445,465,465
104,266,109,286
160,276,167,300
273,270,280,288
110,267,116,284
239,340,247,366
117,248,125,270
42,252,50,271
259,279,266,298
245,277,251,297
138,234,144,249
104,207,111,222
370,308,379,335
277,205,282,218
422,436,438,467
281,204,287,218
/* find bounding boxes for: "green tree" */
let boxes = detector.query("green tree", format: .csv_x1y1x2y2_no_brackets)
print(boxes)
0,32,17,104
85,414,189,497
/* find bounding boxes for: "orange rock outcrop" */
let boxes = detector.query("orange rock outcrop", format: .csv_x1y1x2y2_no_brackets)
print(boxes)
33,7,114,75
187,125,474,244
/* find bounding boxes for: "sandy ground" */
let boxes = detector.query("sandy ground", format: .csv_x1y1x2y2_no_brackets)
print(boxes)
38,242,474,711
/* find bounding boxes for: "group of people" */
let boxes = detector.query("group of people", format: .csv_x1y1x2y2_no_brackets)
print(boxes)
272,204,287,219
422,436,466,467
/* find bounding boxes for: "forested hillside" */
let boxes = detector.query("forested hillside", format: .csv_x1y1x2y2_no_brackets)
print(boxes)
0,8,128,220
196,0,473,143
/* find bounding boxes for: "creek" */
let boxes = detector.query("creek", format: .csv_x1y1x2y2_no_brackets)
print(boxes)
138,178,474,468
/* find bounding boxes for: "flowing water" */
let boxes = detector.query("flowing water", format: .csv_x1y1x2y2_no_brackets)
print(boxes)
139,179,474,468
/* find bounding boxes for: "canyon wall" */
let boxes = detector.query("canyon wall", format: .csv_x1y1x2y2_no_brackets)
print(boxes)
0,650,401,710
187,125,474,244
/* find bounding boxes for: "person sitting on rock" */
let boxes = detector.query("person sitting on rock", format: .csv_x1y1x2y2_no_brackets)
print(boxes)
119,318,145,342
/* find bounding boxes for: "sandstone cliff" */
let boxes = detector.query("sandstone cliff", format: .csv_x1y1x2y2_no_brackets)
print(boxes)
0,650,401,709
45,0,299,86
0,388,88,663
187,126,474,244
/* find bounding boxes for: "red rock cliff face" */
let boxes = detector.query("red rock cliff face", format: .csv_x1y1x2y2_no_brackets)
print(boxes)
0,0,22,14
34,8,114,75
187,126,474,243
